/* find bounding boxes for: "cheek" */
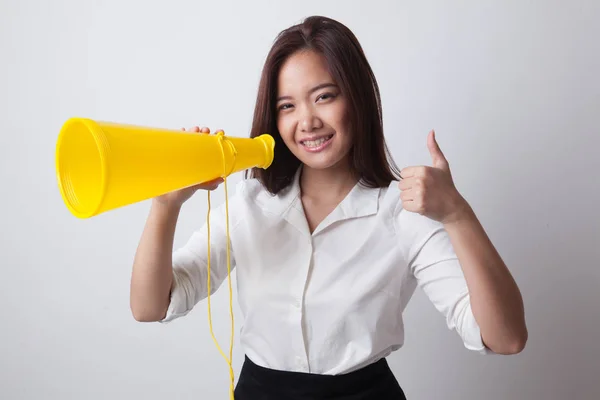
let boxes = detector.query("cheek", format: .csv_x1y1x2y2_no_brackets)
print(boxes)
276,115,294,145
329,103,351,140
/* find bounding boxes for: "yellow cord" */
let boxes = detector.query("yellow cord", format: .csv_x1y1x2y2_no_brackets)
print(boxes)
206,178,235,399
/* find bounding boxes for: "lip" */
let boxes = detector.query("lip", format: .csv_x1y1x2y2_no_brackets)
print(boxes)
299,133,334,153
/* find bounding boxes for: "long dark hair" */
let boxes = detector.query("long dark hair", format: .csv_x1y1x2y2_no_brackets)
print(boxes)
246,15,400,194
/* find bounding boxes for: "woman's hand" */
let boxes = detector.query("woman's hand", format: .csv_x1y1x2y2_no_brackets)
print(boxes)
399,130,470,224
400,131,527,354
154,126,224,209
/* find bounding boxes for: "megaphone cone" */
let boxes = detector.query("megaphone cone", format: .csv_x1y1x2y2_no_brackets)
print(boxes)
55,117,275,218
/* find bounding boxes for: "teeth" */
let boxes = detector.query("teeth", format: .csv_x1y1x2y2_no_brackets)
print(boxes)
302,135,331,148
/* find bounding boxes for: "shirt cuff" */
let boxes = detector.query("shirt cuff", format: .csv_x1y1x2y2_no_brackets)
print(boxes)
462,313,494,355
159,270,192,323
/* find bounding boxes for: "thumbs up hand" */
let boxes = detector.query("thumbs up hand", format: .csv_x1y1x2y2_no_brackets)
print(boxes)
399,130,470,224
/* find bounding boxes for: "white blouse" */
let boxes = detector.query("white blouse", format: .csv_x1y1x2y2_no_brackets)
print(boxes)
160,168,490,375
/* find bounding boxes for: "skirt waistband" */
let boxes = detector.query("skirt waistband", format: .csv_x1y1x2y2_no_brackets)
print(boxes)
235,355,406,399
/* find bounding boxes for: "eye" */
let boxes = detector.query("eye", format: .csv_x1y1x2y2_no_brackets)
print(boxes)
278,103,294,111
316,92,336,102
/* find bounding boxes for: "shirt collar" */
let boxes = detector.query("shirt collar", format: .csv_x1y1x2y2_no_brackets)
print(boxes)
264,166,381,236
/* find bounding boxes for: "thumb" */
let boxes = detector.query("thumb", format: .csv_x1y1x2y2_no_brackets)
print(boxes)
427,130,449,171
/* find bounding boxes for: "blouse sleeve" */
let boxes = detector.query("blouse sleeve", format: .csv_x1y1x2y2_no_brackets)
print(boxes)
159,192,241,324
394,201,492,354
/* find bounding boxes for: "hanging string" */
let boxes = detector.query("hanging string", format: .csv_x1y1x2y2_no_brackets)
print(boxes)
206,133,236,399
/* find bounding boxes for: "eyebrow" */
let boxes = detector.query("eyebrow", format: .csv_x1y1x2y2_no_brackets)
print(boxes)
276,83,338,102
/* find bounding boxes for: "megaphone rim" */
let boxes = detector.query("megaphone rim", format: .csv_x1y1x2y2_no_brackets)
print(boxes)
55,117,108,219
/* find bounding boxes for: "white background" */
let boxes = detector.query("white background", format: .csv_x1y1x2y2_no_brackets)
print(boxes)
1,1,599,399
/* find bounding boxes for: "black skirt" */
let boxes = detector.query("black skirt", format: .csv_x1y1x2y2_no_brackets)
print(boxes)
234,355,407,400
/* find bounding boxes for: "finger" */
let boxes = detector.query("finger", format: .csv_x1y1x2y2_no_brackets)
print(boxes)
400,189,414,202
400,167,414,179
204,177,225,189
398,177,416,191
190,126,200,133
207,177,224,185
427,130,444,159
401,198,416,212
402,201,423,215
215,128,224,135
400,166,424,179
427,130,449,171
200,126,210,134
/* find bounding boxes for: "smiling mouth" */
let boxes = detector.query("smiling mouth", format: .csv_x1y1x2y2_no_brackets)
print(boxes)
300,134,334,148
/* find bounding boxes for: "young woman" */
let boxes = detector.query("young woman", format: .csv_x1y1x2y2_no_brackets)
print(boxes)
130,15,527,400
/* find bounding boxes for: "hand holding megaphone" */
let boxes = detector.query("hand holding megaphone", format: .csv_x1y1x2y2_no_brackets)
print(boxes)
154,126,226,210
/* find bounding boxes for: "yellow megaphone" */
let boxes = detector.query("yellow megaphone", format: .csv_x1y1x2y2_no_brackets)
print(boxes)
55,117,275,218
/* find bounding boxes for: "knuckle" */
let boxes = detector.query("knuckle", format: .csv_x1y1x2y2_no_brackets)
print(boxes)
423,174,433,187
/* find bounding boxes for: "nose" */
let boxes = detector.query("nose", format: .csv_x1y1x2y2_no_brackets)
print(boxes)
299,106,323,132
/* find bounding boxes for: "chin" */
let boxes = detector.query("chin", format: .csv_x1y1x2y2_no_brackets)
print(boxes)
300,159,340,170
294,150,351,171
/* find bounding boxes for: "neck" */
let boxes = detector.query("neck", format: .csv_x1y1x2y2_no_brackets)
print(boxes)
299,162,358,201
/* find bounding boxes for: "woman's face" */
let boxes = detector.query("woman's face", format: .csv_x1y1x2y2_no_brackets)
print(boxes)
276,50,353,171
